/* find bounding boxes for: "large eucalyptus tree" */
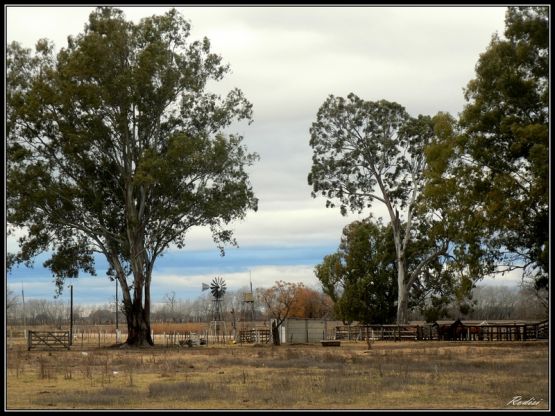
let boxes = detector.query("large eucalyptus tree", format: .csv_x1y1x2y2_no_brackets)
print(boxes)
7,7,258,346
424,6,549,306
308,96,464,324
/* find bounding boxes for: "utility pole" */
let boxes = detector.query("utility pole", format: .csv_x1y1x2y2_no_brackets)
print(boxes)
116,279,119,329
250,272,255,321
115,279,119,343
69,284,73,346
21,283,26,339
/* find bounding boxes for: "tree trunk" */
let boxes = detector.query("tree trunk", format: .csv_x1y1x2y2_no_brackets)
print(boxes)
125,300,154,347
396,259,409,324
271,321,281,346
388,205,410,325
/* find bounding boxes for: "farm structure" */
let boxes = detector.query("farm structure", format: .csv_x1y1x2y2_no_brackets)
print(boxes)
334,324,425,341
274,318,345,344
238,328,271,344
15,319,548,350
334,319,549,342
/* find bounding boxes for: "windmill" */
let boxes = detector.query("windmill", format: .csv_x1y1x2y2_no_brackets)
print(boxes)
209,276,227,320
241,273,255,324
239,272,257,343
202,276,227,342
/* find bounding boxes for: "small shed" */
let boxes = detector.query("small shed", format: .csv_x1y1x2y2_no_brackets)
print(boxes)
274,318,331,344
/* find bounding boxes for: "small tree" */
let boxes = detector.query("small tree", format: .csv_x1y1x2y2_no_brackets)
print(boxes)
257,281,304,345
289,287,334,319
6,289,20,325
163,291,178,322
315,219,398,324
6,289,19,312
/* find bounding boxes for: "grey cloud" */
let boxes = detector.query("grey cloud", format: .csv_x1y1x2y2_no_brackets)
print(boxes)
7,5,507,251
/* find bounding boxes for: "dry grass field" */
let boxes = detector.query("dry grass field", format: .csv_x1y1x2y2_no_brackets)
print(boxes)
5,338,549,410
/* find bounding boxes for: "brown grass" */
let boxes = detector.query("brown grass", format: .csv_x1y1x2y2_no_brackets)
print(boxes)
150,322,206,333
5,340,549,410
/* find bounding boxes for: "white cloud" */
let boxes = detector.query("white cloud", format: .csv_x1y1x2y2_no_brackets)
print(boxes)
478,268,526,287
6,226,28,253
152,264,320,295
7,6,516,305
172,201,384,251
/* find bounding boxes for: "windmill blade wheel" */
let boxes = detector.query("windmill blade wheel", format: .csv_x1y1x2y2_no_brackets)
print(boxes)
210,276,227,299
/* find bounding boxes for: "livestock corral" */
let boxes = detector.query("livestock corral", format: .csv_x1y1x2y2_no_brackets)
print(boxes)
334,319,549,342
9,319,549,351
5,320,550,410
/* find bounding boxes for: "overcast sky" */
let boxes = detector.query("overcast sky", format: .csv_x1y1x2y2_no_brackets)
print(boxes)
5,5,523,306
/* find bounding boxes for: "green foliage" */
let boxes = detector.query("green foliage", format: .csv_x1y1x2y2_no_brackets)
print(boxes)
7,5,257,315
308,94,413,214
308,94,487,323
425,6,548,289
315,219,397,324
315,216,478,324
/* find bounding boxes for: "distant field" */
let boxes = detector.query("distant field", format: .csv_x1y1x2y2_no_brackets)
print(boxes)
7,323,220,349
6,338,549,410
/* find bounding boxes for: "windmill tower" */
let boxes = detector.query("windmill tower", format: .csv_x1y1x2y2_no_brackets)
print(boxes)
203,276,227,343
241,277,255,326
239,274,257,342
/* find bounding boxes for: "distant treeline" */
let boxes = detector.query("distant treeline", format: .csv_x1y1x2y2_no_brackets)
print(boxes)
6,284,546,327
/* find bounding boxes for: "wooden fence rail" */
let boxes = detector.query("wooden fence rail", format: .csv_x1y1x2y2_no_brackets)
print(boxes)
335,325,422,341
334,320,548,342
27,331,71,351
238,329,271,344
478,321,549,341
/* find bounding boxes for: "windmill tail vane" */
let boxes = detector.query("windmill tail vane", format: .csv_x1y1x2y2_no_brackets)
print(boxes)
201,283,210,291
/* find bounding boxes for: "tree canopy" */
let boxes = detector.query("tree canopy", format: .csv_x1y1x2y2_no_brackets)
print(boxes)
308,7,547,323
257,280,305,345
7,7,258,346
307,95,480,323
315,219,398,324
424,6,549,292
315,215,477,324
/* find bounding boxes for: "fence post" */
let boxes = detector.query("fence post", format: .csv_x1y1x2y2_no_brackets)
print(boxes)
27,331,32,351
